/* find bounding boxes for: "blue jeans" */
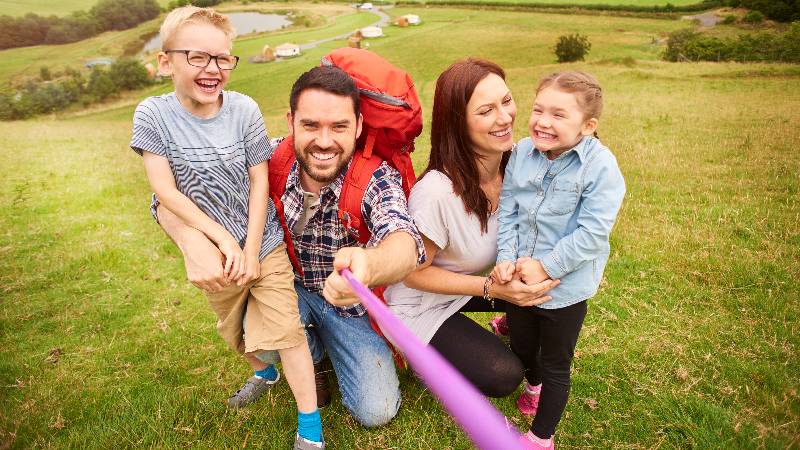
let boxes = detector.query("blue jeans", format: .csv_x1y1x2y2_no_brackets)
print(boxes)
295,282,401,427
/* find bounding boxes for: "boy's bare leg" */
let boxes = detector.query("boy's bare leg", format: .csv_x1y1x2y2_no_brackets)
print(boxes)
244,353,268,371
278,341,317,413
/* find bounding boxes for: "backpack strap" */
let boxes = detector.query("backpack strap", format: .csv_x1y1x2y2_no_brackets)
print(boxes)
338,149,382,245
268,136,303,276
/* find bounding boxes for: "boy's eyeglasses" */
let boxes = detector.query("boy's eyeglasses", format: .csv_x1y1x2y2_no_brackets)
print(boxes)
165,50,240,71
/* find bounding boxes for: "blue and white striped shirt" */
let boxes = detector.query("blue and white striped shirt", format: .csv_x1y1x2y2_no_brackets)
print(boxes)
130,91,283,261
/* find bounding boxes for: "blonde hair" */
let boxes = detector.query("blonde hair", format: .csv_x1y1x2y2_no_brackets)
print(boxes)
536,71,603,120
159,6,235,51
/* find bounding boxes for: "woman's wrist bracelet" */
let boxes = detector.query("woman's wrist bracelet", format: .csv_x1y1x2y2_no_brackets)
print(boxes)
483,276,495,308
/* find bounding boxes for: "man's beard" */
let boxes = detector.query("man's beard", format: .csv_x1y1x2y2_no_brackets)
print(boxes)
294,142,352,185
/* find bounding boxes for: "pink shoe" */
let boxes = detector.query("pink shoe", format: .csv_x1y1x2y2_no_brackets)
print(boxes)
517,383,541,416
518,431,555,450
489,314,509,337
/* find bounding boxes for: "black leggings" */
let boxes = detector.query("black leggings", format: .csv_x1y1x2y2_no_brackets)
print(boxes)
428,297,524,398
507,300,587,439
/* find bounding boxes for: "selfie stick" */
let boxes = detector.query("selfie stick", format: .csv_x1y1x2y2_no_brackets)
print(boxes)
340,269,523,450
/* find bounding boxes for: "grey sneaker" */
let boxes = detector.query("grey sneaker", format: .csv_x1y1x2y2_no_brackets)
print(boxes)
225,373,280,409
293,434,324,450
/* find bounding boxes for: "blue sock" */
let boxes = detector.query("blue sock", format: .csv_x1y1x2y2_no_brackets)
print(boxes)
254,365,278,382
297,409,322,443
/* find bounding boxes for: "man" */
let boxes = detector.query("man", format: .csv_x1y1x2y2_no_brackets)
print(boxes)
155,65,424,427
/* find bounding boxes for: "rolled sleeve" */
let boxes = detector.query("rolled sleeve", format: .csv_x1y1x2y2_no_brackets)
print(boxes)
363,164,425,265
130,102,168,157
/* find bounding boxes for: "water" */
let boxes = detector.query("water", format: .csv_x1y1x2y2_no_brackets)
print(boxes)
141,12,293,54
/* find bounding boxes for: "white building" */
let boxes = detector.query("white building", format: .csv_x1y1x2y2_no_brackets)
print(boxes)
275,43,300,57
358,2,373,9
403,14,420,25
360,26,383,38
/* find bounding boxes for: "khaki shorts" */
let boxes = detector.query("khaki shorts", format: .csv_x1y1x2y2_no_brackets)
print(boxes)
205,244,304,354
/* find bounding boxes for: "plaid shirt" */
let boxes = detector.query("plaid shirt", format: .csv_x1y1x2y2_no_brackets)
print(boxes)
281,156,425,317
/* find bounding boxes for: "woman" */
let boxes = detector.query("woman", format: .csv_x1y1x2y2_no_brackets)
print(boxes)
384,59,556,397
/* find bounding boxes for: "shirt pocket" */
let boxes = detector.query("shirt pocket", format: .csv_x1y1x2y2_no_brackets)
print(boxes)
547,179,580,215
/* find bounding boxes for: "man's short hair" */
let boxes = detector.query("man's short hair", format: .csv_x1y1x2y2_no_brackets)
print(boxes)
160,6,235,51
289,66,361,118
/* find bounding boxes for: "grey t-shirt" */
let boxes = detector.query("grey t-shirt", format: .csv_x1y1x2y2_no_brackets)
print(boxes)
130,90,283,260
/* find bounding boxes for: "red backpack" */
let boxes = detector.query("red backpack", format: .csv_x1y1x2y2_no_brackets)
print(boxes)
268,47,423,274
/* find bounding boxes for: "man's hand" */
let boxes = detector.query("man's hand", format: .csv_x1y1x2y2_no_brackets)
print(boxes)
180,231,229,293
322,247,370,307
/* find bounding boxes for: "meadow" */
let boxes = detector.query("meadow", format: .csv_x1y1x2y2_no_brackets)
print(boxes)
0,0,172,17
1,2,799,449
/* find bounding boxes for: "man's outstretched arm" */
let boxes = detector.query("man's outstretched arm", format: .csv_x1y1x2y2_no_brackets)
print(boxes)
323,231,418,307
157,205,229,293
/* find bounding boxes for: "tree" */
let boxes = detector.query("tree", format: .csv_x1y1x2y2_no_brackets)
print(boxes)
554,33,592,63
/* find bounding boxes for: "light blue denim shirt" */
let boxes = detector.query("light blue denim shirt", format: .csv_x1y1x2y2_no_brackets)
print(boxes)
497,135,625,309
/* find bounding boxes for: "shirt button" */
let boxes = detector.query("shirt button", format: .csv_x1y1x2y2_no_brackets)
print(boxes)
548,172,555,177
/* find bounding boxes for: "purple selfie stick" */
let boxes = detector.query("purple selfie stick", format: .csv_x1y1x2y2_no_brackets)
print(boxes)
340,269,523,450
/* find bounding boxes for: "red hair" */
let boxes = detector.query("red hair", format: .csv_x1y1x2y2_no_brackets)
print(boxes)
422,58,510,233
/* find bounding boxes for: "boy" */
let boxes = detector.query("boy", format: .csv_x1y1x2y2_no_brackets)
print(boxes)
130,6,323,448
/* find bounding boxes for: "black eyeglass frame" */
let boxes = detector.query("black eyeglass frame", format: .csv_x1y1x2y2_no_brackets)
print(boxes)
164,49,240,71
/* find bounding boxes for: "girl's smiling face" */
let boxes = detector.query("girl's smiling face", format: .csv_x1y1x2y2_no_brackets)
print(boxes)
528,86,598,158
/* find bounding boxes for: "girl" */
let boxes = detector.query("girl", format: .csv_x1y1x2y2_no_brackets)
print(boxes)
491,72,626,449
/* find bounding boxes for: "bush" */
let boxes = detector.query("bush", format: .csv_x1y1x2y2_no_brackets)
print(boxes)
743,10,765,23
663,22,800,62
109,58,150,90
554,33,591,63
739,0,800,22
722,14,737,24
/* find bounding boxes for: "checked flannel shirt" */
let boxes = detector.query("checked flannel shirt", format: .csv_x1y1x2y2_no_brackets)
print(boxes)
278,150,425,318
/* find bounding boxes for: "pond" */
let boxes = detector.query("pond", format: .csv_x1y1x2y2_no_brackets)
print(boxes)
141,12,293,54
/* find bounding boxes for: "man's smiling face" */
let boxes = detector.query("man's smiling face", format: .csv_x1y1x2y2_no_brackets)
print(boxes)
287,88,363,193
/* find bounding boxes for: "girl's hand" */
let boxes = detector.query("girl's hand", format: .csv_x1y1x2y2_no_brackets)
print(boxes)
236,248,261,286
490,278,559,307
217,236,244,281
492,261,516,284
515,257,550,285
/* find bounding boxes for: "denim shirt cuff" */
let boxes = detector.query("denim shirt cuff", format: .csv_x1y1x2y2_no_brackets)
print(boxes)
496,252,516,266
541,252,567,279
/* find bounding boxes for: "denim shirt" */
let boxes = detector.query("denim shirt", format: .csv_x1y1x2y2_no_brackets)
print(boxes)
496,136,625,309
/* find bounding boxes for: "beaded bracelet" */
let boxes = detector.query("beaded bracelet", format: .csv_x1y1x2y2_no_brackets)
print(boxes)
483,276,495,309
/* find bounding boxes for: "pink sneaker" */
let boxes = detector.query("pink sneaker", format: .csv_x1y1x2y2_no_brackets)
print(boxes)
518,431,555,450
489,314,509,337
517,383,541,416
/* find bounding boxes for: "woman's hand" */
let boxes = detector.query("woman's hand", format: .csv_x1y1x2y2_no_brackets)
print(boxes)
490,277,559,307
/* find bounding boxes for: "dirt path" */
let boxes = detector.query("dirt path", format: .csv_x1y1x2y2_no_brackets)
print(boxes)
299,7,391,50
683,10,721,27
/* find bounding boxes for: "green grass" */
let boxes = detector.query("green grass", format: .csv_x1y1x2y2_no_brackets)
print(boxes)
396,0,703,6
1,4,799,450
0,0,172,17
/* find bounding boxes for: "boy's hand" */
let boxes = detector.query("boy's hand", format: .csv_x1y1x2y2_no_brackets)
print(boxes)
218,236,244,282
515,257,550,285
492,261,516,284
236,248,261,286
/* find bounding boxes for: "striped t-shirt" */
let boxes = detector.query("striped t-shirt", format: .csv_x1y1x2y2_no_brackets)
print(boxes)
130,90,283,261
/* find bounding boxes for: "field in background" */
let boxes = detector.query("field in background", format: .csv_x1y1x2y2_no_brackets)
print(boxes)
0,0,172,17
1,3,799,449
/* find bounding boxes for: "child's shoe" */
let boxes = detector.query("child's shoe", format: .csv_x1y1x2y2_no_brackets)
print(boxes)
489,314,509,337
293,434,324,449
517,383,541,416
518,431,554,450
225,373,280,409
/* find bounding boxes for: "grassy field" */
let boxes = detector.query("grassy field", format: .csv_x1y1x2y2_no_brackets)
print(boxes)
0,0,172,17
1,3,799,450
396,0,703,6
0,2,370,88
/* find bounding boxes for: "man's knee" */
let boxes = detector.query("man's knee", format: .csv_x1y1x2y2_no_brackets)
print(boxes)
346,390,401,428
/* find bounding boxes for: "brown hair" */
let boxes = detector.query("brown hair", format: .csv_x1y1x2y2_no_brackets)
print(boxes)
422,58,511,233
536,71,603,126
159,6,235,51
